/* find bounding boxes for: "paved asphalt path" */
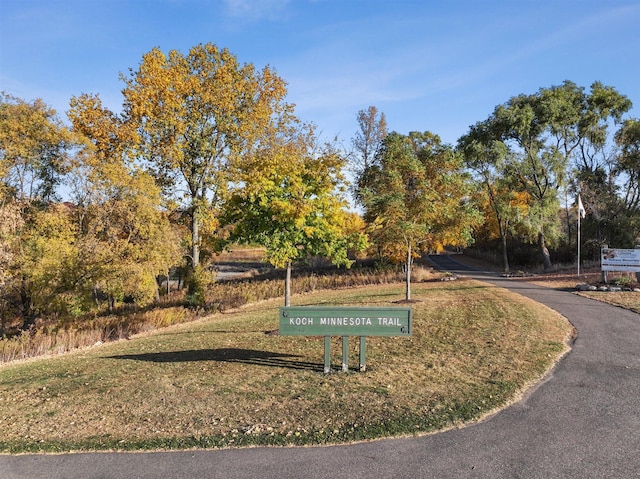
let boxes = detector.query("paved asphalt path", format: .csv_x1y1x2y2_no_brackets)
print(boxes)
2,255,639,478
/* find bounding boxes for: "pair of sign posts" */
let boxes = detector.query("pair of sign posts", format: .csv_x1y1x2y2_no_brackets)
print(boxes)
279,306,412,373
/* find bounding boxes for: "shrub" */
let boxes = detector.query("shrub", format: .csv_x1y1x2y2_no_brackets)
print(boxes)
612,275,634,288
185,266,217,309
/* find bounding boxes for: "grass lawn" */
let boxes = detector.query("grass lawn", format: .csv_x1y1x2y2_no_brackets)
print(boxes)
574,291,640,314
0,280,572,453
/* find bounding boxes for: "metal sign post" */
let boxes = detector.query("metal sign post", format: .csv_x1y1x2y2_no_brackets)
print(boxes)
324,336,331,374
359,336,367,372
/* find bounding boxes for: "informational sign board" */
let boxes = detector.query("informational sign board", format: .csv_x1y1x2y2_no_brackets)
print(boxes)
601,248,640,272
279,306,412,337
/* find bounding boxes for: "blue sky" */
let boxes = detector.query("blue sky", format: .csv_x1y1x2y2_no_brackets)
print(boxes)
1,0,639,147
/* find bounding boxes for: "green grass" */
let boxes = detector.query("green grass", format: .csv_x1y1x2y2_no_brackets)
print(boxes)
0,280,573,453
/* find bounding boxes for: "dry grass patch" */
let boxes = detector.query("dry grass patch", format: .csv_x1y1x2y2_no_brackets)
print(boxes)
0,281,572,453
213,246,266,262
0,265,443,364
575,292,640,314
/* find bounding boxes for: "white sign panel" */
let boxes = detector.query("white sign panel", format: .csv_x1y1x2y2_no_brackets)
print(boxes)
601,248,640,272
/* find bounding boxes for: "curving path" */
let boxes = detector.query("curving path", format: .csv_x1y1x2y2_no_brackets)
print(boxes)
2,256,640,479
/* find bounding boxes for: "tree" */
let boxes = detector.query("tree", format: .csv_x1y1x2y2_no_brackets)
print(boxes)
558,83,631,251
492,90,565,270
121,43,294,280
0,199,89,330
0,92,73,202
224,124,365,306
0,198,23,335
358,132,478,301
351,106,388,175
0,94,77,328
76,170,180,310
614,118,640,245
68,93,181,311
469,81,631,270
14,204,81,322
459,129,531,272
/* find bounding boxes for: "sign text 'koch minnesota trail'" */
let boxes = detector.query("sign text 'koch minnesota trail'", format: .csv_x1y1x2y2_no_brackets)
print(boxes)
279,306,412,337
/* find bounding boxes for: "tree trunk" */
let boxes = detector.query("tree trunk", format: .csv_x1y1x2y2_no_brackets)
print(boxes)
188,209,201,298
405,244,412,301
285,262,292,306
191,212,200,269
501,233,510,273
20,275,35,331
153,278,160,302
538,231,552,271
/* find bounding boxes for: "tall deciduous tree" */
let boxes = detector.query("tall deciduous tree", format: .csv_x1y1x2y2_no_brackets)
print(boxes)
121,43,294,277
351,105,388,175
469,81,630,269
0,93,73,202
0,94,77,328
358,132,478,301
68,93,181,311
225,124,365,306
459,129,528,272
614,118,640,244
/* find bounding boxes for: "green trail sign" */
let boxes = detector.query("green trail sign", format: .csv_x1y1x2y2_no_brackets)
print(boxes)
279,306,412,336
279,306,412,373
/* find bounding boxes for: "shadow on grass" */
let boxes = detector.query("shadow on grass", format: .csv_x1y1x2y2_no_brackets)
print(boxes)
106,348,323,372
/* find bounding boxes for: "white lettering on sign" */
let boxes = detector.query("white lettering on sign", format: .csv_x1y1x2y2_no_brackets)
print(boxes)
290,317,314,326
377,317,401,326
319,317,373,326
285,314,406,329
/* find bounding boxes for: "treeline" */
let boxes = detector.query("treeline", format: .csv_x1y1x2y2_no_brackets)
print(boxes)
457,81,639,272
0,44,370,334
350,86,639,277
2,42,639,334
